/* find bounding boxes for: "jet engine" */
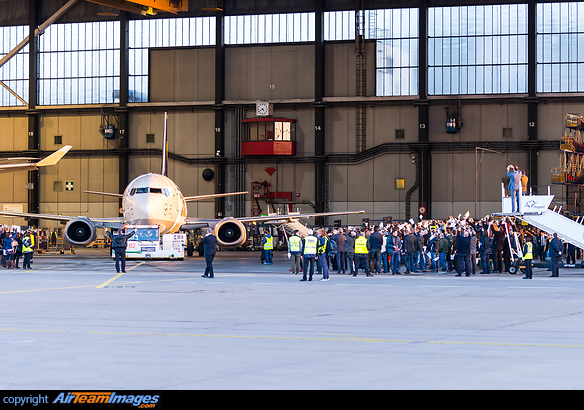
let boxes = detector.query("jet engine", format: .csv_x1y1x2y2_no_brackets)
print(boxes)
65,217,97,246
213,218,247,247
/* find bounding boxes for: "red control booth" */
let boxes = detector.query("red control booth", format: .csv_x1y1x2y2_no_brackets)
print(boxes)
241,117,297,156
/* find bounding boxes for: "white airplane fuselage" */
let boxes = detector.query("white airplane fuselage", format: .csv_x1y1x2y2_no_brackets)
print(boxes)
122,173,187,235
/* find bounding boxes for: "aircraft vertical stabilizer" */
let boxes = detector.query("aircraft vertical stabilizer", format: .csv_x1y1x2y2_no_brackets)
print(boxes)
162,112,168,177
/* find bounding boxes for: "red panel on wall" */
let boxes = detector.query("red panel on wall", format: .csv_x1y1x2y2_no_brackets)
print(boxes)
241,141,297,156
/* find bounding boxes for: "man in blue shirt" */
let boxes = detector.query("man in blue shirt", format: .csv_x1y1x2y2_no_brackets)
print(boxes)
507,165,522,212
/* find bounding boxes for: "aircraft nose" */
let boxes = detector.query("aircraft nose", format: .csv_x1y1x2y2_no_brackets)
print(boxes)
129,195,162,219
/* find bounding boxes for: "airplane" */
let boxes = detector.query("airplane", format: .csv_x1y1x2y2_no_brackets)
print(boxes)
0,145,72,173
0,113,365,247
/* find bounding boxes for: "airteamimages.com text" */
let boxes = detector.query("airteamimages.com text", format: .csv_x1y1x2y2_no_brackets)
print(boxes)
2,392,161,408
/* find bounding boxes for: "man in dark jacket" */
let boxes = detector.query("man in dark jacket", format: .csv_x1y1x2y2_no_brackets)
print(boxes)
368,226,383,274
403,229,416,274
479,231,492,274
455,229,472,277
549,233,563,277
200,228,218,278
345,229,356,275
335,228,346,274
107,227,136,274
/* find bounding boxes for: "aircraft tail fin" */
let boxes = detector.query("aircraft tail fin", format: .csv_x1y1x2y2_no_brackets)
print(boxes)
35,145,72,167
162,112,168,177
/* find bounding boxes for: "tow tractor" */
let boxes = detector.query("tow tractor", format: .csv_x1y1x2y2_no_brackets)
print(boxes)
112,225,186,259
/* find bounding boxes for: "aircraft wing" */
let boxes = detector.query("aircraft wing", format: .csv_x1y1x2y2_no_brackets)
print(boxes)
183,191,248,202
182,210,366,228
0,145,72,173
83,190,124,198
235,210,366,224
0,210,124,229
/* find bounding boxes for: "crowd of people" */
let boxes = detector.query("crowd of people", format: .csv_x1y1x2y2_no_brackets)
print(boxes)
281,214,570,281
0,226,36,269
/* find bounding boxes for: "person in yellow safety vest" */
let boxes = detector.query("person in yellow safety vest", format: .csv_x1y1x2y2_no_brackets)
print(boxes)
300,229,318,281
317,229,330,281
262,229,274,265
21,231,33,269
522,235,534,279
353,229,372,277
288,230,303,275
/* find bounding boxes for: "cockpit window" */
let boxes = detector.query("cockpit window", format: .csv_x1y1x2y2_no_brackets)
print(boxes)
130,187,169,195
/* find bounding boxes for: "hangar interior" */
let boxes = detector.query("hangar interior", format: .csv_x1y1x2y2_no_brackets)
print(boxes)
0,0,580,231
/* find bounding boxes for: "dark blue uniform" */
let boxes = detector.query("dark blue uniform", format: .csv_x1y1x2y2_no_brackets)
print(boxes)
199,233,217,278
107,229,136,273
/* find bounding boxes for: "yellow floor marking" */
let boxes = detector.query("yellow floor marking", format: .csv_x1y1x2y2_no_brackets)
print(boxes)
0,328,67,333
0,283,102,294
96,261,145,288
0,328,583,348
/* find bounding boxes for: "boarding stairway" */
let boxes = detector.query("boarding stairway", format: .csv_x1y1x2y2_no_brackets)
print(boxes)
494,183,584,250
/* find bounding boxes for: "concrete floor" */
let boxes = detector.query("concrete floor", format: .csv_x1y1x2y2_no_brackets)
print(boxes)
2,249,584,390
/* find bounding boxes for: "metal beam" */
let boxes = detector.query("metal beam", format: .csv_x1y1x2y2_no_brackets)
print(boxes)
85,0,152,16
214,10,226,218
314,0,326,225
27,0,40,227
0,0,79,72
0,81,27,106
418,0,431,218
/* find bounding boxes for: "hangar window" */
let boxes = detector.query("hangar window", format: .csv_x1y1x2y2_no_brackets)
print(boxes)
537,2,584,92
373,8,419,96
38,21,121,105
129,16,216,102
0,25,29,107
324,11,355,41
428,5,528,95
225,13,314,44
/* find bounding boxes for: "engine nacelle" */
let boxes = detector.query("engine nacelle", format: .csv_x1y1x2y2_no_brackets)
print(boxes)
213,218,247,247
65,217,97,246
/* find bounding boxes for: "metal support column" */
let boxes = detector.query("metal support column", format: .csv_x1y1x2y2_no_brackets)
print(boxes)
214,10,226,218
314,0,326,226
527,0,538,193
27,0,40,227
355,0,366,152
117,10,130,210
417,1,431,219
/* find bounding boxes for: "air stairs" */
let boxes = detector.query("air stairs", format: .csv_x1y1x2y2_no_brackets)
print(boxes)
494,183,584,250
263,211,310,237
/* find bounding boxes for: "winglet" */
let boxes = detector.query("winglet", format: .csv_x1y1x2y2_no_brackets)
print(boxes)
35,145,72,167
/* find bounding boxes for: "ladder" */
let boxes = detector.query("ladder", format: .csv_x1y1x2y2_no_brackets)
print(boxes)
355,1,367,152
251,181,263,216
